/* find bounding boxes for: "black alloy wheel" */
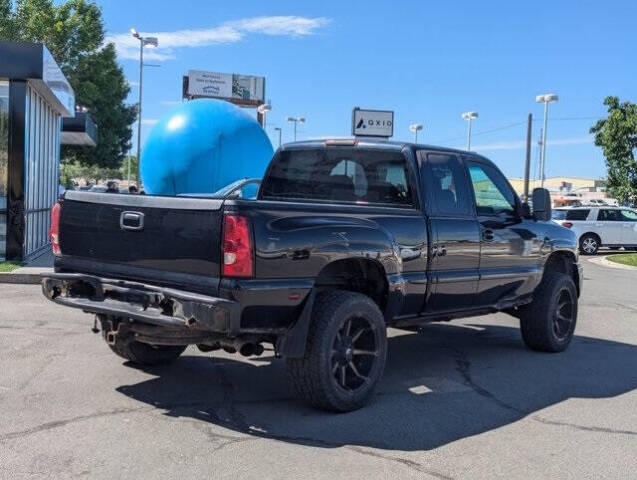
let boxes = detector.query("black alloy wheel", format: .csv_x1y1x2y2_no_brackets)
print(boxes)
552,286,575,341
331,315,380,392
286,290,387,412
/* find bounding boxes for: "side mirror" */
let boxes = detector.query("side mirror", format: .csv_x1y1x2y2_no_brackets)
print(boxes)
532,188,552,221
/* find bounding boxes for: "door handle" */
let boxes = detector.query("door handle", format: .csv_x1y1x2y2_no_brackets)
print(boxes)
482,229,495,241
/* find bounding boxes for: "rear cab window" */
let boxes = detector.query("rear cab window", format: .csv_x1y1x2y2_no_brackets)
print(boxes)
419,153,473,216
260,148,416,207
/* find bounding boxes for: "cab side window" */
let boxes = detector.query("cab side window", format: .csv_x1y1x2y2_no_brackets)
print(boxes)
467,162,516,216
422,153,472,216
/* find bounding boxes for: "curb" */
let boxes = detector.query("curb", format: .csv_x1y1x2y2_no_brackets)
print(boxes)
0,272,44,284
586,255,637,271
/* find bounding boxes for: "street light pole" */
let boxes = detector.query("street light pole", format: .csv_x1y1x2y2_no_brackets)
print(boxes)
409,123,423,143
131,28,158,189
257,102,271,128
136,38,143,188
535,93,558,188
286,116,305,142
461,111,478,151
274,127,282,147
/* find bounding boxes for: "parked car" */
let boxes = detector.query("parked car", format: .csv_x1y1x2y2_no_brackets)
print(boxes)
43,139,582,412
179,178,261,199
552,206,637,255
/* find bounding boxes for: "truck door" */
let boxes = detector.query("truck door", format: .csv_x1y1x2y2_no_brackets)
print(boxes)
465,159,542,307
418,152,480,313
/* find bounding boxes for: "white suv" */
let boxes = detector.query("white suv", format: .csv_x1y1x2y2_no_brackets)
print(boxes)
552,206,637,255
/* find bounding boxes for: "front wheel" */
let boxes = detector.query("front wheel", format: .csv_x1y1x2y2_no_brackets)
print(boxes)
286,290,387,412
519,273,578,352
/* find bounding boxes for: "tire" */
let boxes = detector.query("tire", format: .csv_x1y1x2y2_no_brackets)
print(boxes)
519,273,578,352
100,317,186,366
286,290,387,412
579,234,599,255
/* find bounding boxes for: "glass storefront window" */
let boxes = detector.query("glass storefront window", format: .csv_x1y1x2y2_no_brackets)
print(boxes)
1,79,9,259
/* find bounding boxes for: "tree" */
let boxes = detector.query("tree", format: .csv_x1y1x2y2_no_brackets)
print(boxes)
590,96,637,205
0,0,136,169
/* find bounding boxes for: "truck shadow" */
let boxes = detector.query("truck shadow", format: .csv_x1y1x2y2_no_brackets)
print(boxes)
116,323,637,451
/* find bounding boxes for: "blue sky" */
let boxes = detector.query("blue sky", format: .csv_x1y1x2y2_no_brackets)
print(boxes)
99,0,636,179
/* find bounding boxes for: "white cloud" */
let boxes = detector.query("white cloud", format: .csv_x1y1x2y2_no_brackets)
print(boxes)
141,118,158,126
106,16,330,61
470,135,594,152
127,80,139,87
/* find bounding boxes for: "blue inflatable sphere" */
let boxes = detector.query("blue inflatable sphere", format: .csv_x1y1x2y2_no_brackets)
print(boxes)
141,99,274,195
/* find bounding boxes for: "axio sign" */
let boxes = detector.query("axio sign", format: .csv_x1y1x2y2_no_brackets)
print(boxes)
351,108,394,138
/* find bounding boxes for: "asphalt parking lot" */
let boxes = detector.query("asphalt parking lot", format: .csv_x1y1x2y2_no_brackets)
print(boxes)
0,257,636,480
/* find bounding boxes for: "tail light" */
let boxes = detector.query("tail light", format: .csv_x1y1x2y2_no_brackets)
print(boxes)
50,202,61,256
222,214,253,277
563,221,573,229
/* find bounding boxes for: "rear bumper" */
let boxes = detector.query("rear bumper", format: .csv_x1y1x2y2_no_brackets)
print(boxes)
41,273,241,334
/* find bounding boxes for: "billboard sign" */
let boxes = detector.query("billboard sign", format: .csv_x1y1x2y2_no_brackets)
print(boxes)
351,108,394,138
186,70,265,105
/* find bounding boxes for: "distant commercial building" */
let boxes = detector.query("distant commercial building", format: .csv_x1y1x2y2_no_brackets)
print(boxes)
508,176,612,206
0,42,96,262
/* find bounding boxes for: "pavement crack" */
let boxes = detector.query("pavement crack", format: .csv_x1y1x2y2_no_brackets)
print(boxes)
448,347,637,437
0,406,148,442
346,446,455,479
449,346,523,414
531,416,637,436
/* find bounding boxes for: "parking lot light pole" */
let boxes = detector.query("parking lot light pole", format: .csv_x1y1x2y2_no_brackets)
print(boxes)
409,123,423,143
257,102,272,127
535,93,558,188
286,116,305,142
461,111,479,151
274,127,282,147
131,28,158,188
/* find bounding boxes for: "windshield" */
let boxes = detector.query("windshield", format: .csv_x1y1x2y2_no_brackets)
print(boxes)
212,179,248,197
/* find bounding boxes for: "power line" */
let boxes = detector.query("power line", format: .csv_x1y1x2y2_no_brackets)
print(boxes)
432,120,526,145
431,115,603,146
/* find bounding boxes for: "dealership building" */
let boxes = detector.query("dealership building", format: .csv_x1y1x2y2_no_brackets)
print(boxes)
0,42,96,262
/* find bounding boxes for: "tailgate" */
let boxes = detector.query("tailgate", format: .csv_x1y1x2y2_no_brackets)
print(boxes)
57,191,224,294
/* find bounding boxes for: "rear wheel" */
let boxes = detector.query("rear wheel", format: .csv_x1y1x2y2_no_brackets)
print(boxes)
579,234,599,255
100,317,186,365
519,273,578,352
286,290,387,412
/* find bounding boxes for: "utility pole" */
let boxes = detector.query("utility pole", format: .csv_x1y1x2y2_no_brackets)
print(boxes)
523,113,532,202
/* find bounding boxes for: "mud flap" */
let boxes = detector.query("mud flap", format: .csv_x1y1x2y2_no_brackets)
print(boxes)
276,289,316,359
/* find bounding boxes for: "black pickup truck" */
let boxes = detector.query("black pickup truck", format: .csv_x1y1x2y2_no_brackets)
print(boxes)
43,139,583,412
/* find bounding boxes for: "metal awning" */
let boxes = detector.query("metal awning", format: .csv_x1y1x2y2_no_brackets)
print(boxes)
61,112,98,146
